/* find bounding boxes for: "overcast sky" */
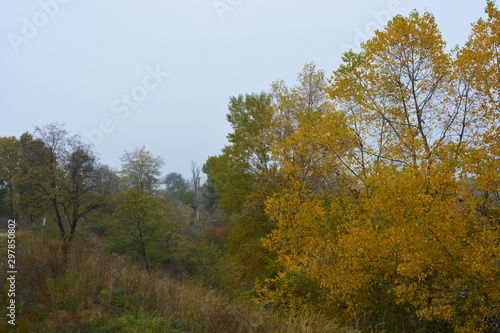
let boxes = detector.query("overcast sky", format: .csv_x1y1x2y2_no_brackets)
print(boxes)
0,0,488,180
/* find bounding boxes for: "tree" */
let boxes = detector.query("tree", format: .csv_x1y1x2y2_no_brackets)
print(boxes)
34,123,114,240
201,161,219,218
328,10,468,175
204,63,337,289
457,0,499,119
163,172,198,216
456,0,500,231
256,8,500,331
15,133,52,225
206,92,275,215
119,146,165,196
0,136,20,220
0,187,8,217
0,133,52,224
203,92,281,288
164,172,189,196
109,190,172,270
191,161,201,221
254,63,358,319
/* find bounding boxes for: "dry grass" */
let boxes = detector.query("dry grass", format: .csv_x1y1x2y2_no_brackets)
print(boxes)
0,232,358,332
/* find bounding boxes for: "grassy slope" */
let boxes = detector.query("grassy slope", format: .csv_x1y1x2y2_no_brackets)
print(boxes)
0,231,357,333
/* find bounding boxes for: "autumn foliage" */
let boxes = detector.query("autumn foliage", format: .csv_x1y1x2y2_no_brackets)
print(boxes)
220,4,500,331
1,2,499,332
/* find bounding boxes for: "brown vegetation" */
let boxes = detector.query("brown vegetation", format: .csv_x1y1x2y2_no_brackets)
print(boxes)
0,231,357,332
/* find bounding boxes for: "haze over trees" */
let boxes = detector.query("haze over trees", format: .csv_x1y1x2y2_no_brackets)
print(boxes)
0,2,498,332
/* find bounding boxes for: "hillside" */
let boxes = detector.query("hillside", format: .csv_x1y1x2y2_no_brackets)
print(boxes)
0,230,356,333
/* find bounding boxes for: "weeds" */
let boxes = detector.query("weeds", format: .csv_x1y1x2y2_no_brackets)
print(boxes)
0,231,357,332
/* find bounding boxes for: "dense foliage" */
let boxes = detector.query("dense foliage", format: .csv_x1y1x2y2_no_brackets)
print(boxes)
0,3,498,331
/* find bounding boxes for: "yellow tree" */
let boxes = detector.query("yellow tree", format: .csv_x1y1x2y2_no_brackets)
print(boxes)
258,7,500,332
457,0,500,227
255,64,360,318
324,11,492,329
458,1,499,120
205,63,340,290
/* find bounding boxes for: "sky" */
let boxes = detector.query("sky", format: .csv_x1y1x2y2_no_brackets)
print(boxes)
0,0,489,180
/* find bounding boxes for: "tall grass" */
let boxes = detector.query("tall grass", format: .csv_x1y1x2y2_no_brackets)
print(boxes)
0,231,357,332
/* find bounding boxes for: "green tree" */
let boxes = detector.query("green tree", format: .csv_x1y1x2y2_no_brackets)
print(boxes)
204,92,279,287
201,161,219,218
164,172,189,197
15,132,52,225
206,92,275,215
119,146,165,196
0,133,52,223
0,188,8,217
35,123,114,240
0,136,20,220
109,190,172,270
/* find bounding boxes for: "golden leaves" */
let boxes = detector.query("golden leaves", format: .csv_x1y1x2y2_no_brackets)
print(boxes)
257,4,500,331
